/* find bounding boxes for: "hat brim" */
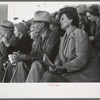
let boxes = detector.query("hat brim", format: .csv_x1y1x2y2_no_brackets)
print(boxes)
33,19,51,23
0,26,14,31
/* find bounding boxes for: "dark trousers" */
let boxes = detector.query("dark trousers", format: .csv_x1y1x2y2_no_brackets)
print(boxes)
2,62,16,82
0,69,4,82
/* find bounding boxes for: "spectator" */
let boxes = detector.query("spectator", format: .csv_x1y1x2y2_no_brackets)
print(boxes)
0,20,17,82
76,5,91,35
86,5,100,60
10,10,60,82
2,22,33,82
41,6,100,82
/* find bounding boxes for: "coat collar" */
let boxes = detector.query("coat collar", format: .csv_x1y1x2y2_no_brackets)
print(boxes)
43,29,51,40
64,26,77,40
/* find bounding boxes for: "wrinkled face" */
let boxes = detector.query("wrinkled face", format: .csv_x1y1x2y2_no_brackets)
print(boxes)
14,27,20,37
31,21,42,33
29,22,42,40
60,14,72,30
86,12,96,22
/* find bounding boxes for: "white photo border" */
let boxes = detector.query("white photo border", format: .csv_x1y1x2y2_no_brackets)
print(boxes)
0,1,100,99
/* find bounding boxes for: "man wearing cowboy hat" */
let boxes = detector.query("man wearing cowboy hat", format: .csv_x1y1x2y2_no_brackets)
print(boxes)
0,20,18,82
10,10,60,82
2,22,33,82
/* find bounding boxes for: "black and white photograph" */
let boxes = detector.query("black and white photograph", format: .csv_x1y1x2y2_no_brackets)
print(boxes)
0,1,100,98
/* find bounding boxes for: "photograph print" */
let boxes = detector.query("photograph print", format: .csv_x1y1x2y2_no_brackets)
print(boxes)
0,1,100,83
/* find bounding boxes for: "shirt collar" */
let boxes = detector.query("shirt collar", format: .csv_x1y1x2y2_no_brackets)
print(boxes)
41,29,50,41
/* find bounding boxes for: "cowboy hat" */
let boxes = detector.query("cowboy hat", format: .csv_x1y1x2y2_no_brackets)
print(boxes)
0,20,14,31
33,11,52,23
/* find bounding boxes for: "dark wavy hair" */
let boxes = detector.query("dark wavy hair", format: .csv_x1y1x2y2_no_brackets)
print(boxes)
59,6,79,28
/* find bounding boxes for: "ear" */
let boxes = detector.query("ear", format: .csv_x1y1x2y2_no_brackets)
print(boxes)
70,19,73,23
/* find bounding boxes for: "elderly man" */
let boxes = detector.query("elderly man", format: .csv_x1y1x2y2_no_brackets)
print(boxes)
0,20,18,82
2,22,33,82
10,10,60,82
76,5,90,35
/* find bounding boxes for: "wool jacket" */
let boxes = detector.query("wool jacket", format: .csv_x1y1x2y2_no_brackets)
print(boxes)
17,29,60,63
7,34,33,54
0,34,18,69
54,28,100,82
90,18,100,50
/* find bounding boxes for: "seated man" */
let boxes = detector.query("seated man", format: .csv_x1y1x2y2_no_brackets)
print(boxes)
10,10,60,82
2,22,33,82
0,20,18,82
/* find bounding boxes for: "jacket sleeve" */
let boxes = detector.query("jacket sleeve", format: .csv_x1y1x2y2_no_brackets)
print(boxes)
0,43,8,57
63,29,90,73
7,37,19,54
45,30,60,63
93,22,100,47
54,54,62,66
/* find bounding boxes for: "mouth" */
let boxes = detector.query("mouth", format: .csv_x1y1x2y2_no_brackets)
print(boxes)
28,30,34,34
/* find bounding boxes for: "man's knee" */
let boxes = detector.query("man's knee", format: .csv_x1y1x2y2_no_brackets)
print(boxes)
31,61,42,70
17,61,25,66
42,71,53,79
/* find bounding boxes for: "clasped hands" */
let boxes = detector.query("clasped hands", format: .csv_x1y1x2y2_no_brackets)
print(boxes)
49,65,68,74
43,54,68,74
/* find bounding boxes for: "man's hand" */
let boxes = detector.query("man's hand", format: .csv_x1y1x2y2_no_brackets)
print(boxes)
8,54,19,65
49,65,56,71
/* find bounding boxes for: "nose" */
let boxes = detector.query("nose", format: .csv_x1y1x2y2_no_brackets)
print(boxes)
14,30,16,34
29,32,32,37
87,16,91,20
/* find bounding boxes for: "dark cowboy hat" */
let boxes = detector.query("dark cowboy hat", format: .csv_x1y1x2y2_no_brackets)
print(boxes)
0,20,14,31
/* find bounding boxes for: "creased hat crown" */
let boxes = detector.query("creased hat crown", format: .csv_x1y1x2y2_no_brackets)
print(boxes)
0,20,14,31
33,11,52,23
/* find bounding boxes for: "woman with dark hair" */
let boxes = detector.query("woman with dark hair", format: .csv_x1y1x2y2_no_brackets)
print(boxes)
86,5,100,60
41,7,100,82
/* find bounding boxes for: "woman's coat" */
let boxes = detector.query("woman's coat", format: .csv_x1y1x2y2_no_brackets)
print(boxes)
54,28,100,82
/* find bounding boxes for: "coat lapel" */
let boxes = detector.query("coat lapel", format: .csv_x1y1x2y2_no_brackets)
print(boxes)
60,28,77,64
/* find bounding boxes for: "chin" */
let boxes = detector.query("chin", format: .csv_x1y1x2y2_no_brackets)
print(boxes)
30,37,33,40
61,26,64,30
61,27,65,30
